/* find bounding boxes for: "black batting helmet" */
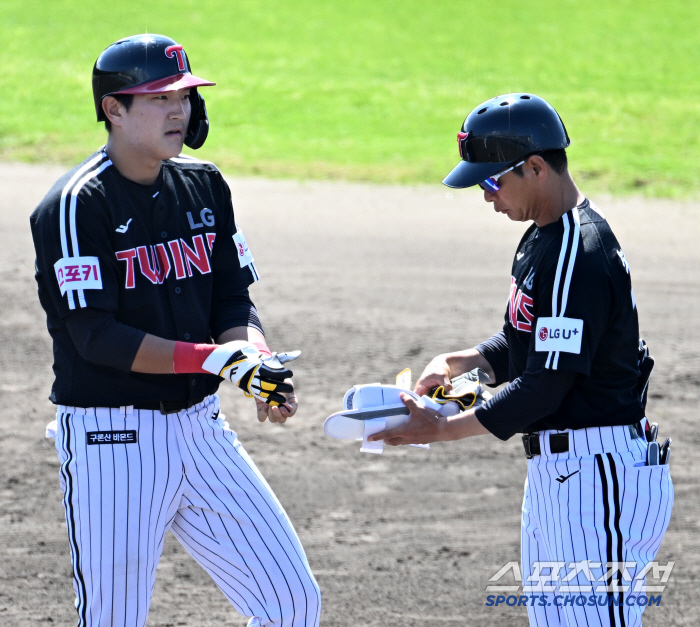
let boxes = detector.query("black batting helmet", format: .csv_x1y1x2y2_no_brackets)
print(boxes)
442,93,570,189
92,34,215,149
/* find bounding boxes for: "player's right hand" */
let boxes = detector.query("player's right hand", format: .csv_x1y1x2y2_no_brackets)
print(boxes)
201,341,297,406
414,356,453,396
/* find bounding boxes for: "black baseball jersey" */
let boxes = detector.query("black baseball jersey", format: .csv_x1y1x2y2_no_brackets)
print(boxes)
30,149,259,408
500,199,643,431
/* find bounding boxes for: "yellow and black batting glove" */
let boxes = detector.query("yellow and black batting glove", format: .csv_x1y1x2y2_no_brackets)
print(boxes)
430,385,478,411
241,362,295,407
429,367,491,410
202,341,298,406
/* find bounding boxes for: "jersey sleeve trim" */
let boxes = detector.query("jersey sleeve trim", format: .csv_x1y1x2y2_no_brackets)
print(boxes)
545,206,581,370
59,151,113,310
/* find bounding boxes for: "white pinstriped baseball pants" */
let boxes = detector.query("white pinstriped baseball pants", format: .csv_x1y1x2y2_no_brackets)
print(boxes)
52,395,321,627
521,422,673,627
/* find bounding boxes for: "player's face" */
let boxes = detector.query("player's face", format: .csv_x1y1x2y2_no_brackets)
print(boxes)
481,162,538,222
119,89,192,159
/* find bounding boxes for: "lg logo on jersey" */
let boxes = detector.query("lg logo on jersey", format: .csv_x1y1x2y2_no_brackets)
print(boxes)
523,268,535,290
187,208,215,230
233,230,255,269
536,317,584,354
538,326,579,341
116,233,216,288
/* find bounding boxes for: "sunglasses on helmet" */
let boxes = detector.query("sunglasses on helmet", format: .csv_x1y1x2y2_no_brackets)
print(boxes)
478,160,526,193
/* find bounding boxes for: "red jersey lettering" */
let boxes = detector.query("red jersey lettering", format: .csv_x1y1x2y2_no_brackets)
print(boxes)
137,246,169,285
517,293,534,332
509,277,520,328
116,249,137,289
508,276,535,333
206,232,216,254
155,243,172,282
168,240,186,279
181,234,211,277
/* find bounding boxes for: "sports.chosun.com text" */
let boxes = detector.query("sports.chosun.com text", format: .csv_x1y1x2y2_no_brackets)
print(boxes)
485,594,662,608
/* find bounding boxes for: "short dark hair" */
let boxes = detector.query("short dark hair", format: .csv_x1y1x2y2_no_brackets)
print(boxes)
103,93,134,132
513,149,568,176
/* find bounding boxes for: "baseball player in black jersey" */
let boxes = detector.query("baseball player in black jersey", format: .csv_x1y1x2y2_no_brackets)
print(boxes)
370,94,673,626
30,34,320,627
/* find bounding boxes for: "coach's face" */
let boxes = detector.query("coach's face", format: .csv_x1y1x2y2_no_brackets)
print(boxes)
110,89,192,160
482,156,547,224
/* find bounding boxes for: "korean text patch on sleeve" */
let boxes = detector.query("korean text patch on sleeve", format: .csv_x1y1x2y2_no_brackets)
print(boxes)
54,256,103,296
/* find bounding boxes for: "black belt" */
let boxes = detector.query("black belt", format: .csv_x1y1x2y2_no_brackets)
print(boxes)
133,400,199,414
522,422,644,459
522,433,569,458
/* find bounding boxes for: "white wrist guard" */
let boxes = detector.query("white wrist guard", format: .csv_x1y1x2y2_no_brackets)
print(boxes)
323,368,491,453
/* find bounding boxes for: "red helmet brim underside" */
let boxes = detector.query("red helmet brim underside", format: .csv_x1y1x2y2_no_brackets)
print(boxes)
114,73,215,95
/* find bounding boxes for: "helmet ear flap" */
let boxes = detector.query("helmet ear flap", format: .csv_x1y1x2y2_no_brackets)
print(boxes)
185,88,209,149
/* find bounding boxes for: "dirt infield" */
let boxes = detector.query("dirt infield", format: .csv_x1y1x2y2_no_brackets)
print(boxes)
0,162,698,626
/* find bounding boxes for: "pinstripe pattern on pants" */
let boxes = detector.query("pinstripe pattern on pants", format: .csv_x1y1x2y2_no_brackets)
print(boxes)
53,394,321,627
521,423,673,627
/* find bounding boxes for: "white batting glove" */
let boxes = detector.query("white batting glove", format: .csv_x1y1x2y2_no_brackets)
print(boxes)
201,341,298,406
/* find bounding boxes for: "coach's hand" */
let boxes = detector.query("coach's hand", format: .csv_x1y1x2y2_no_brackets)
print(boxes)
368,393,446,445
414,355,453,396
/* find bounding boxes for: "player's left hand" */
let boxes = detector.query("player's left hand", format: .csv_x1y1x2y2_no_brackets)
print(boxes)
255,381,298,423
368,393,447,446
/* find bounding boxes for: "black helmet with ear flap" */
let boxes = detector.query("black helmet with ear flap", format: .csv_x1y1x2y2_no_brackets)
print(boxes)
185,88,209,149
92,34,215,149
443,93,570,189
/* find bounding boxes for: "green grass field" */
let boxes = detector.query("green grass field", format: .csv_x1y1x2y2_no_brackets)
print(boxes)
2,0,699,196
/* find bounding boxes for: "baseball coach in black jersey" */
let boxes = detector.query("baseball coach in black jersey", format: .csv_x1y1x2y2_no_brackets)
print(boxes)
369,94,673,626
30,34,320,627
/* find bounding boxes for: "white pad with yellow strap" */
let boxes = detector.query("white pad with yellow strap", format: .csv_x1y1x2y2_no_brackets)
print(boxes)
323,368,491,453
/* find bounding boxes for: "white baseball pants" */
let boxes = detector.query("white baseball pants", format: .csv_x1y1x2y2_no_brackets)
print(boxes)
51,395,321,627
521,422,673,627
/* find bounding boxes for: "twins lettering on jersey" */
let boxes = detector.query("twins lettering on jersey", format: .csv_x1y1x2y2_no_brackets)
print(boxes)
116,233,216,288
508,276,534,332
54,229,256,294
114,229,255,289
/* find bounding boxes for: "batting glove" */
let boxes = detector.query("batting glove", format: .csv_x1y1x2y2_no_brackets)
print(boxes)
201,341,298,406
429,368,492,410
